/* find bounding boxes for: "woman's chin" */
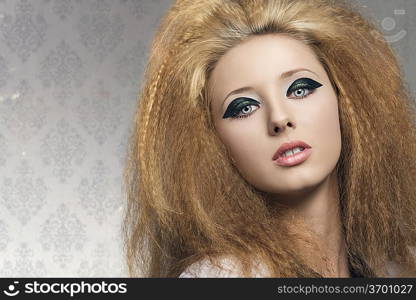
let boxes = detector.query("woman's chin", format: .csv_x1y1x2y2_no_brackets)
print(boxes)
251,173,332,201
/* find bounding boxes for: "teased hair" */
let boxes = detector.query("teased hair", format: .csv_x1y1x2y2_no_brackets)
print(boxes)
123,0,416,277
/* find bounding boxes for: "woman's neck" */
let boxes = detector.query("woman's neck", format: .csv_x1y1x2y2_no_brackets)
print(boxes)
269,170,350,277
294,171,350,277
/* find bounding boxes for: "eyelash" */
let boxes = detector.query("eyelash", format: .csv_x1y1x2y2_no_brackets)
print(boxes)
229,79,321,119
233,105,259,119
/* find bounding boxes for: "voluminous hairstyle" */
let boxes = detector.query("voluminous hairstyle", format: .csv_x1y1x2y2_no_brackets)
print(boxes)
123,0,416,277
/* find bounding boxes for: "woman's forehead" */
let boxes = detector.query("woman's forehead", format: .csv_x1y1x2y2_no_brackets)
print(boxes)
207,34,325,102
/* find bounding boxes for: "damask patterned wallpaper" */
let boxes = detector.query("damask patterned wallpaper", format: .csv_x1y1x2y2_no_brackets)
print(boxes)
0,0,414,277
0,0,172,277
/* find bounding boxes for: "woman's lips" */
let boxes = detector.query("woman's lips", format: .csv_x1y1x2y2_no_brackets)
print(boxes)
274,148,312,167
272,140,312,167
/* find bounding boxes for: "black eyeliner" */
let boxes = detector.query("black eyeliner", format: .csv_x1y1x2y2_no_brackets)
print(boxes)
223,97,260,119
287,78,322,95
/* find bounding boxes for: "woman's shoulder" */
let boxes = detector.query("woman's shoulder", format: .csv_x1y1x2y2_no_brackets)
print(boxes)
178,257,241,278
178,256,269,278
385,246,416,277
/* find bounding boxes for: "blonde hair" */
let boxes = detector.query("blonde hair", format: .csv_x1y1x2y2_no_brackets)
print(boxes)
123,0,416,277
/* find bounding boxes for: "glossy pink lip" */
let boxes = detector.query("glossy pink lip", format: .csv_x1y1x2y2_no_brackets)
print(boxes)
274,148,312,167
272,140,312,167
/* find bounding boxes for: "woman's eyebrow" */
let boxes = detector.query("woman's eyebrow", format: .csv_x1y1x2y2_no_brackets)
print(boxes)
221,68,319,105
281,68,319,80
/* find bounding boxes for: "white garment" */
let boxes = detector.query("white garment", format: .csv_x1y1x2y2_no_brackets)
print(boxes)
179,257,401,278
178,257,268,278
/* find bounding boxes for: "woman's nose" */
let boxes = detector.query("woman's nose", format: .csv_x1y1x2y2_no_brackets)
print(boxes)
268,106,296,136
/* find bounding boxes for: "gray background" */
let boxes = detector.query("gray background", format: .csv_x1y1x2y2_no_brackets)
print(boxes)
0,0,414,277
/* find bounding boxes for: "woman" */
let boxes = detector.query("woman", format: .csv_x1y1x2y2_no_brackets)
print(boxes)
123,0,416,277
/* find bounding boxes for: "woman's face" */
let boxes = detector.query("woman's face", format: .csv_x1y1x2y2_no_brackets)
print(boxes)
208,34,341,198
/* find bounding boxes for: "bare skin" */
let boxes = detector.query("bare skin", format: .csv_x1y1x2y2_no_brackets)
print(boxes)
208,34,349,277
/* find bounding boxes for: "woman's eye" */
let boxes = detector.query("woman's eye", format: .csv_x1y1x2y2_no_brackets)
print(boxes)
291,88,310,98
287,78,323,99
234,104,259,118
222,98,260,119
221,78,322,119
